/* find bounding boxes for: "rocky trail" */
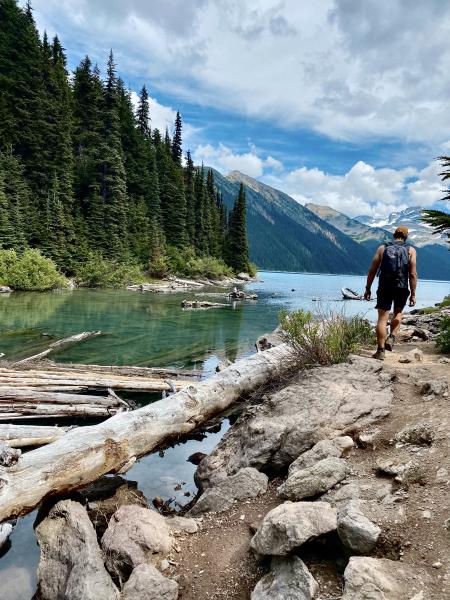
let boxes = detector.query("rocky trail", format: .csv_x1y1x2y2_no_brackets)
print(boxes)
2,308,448,599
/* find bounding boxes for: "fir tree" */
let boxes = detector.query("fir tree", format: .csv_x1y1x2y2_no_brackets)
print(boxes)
226,183,250,273
136,84,151,139
0,168,15,249
184,151,196,244
171,111,183,166
0,149,30,251
41,174,67,264
422,156,450,241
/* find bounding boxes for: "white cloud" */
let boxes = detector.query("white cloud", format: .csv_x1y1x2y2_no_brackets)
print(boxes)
192,143,265,177
31,0,450,144
262,160,442,218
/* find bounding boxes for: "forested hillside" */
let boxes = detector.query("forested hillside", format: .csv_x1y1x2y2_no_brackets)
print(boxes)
212,170,375,274
0,0,250,287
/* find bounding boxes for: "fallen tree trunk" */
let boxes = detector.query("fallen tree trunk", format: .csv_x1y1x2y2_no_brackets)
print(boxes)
0,343,293,521
0,424,67,447
0,388,122,406
181,299,228,309
0,403,123,418
42,363,203,378
13,331,102,366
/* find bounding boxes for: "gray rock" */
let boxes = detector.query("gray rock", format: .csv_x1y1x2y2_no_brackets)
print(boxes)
342,556,427,599
256,326,284,352
251,556,319,599
278,457,349,500
398,349,423,363
35,500,119,600
101,505,173,578
165,515,198,534
288,437,354,475
121,564,178,600
189,467,268,515
395,422,435,446
250,501,337,556
438,357,450,364
420,378,448,397
195,358,392,489
0,286,12,293
337,500,381,554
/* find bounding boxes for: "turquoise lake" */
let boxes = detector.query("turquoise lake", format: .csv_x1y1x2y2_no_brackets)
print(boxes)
1,271,448,370
0,271,448,599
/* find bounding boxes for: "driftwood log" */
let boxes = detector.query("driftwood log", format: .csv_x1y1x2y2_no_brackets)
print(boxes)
13,331,102,366
0,424,67,447
0,343,293,521
181,299,228,309
0,370,190,392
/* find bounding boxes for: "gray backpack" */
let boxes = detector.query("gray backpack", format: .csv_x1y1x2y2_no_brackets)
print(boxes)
379,241,410,288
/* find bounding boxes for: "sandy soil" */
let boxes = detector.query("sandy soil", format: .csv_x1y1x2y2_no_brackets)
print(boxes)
172,340,449,599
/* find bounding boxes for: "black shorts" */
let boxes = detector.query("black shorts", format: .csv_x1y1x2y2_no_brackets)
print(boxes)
376,287,410,312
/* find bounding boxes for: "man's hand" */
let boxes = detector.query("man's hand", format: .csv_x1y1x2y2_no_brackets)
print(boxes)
409,294,416,307
364,288,371,301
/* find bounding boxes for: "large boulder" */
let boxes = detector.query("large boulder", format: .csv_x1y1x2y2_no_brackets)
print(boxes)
121,564,178,600
337,500,381,554
165,515,198,535
288,436,354,475
196,357,392,489
251,556,318,600
250,501,337,556
189,467,268,515
278,457,349,500
35,499,119,600
342,557,428,599
101,505,173,579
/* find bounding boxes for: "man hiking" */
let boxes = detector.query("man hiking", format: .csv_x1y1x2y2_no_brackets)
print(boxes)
364,226,417,360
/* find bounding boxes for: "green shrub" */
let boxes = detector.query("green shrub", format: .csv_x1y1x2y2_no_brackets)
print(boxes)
0,248,68,291
247,262,258,278
75,253,145,288
279,308,375,366
184,255,233,279
436,316,450,353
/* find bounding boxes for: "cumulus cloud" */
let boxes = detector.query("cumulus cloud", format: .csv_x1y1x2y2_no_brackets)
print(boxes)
193,143,265,177
31,0,450,144
262,160,442,218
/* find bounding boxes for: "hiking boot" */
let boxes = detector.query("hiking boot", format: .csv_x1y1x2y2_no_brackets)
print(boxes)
385,335,396,352
372,348,385,361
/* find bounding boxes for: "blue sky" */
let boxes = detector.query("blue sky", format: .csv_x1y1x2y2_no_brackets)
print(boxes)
29,0,450,218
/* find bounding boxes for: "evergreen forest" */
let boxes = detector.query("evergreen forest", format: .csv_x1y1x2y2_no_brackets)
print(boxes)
0,0,251,289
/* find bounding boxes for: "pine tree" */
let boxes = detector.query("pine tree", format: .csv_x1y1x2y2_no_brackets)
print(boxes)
136,84,151,139
422,156,450,241
0,168,15,249
184,151,196,244
148,217,168,277
41,174,67,264
171,111,183,166
0,149,30,251
226,183,250,273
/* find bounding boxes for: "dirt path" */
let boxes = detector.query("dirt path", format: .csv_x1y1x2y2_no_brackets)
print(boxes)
173,340,449,599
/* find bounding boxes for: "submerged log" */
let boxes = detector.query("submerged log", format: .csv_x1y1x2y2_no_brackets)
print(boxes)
0,343,293,521
0,424,67,447
181,299,228,309
13,331,102,366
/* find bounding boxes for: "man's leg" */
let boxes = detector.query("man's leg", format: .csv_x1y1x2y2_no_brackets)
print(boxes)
374,309,390,359
390,309,403,336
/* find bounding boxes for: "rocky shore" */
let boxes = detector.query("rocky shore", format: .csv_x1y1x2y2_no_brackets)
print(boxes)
19,306,450,599
127,272,256,293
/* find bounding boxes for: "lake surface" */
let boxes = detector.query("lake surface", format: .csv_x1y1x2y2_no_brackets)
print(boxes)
1,271,448,369
0,271,448,599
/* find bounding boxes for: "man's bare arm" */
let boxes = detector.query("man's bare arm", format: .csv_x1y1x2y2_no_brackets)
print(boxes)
408,247,417,306
364,246,384,300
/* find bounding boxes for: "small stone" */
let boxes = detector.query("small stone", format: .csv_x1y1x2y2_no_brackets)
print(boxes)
396,422,435,447
160,559,170,572
251,556,318,599
420,379,448,397
121,564,178,600
432,562,442,569
422,510,432,519
398,349,423,363
438,357,450,364
288,437,354,475
337,500,381,554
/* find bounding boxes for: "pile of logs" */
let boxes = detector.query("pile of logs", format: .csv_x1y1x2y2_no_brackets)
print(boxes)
181,299,228,309
0,331,197,419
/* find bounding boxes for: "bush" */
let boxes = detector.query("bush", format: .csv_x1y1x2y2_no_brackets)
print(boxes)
165,246,233,279
279,308,375,366
74,253,145,288
184,255,233,279
247,262,258,278
436,316,450,353
0,248,68,291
